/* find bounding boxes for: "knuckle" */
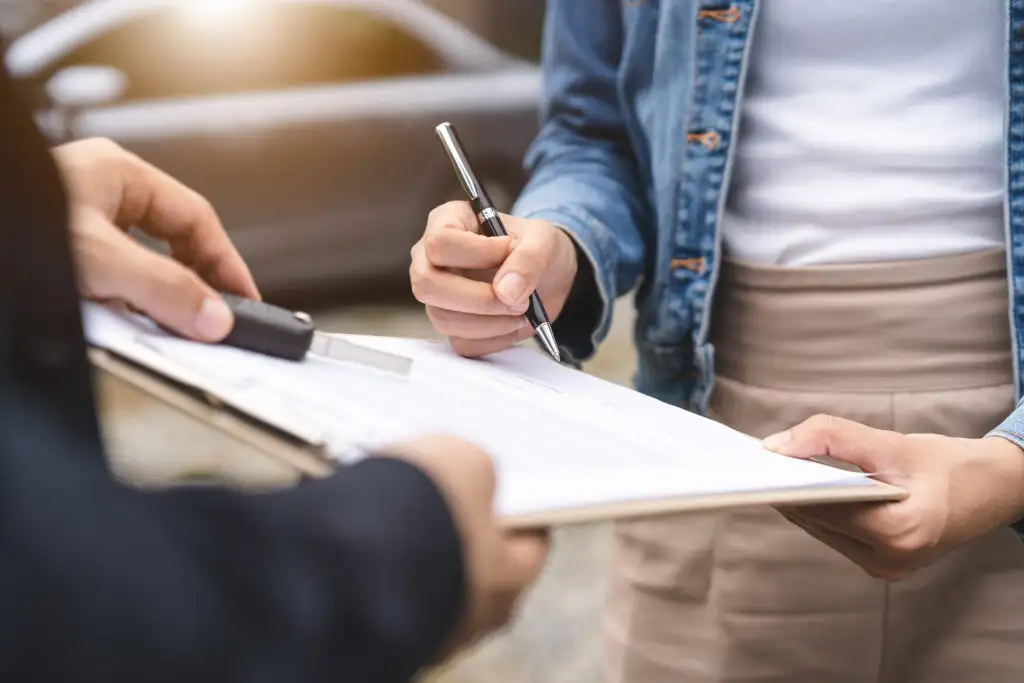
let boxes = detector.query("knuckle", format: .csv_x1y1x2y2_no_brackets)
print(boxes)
72,137,124,164
425,207,441,227
445,199,471,214
479,449,497,481
162,266,203,295
802,413,838,436
427,201,467,227
875,507,932,555
423,230,449,263
141,261,204,307
807,413,834,429
92,137,123,155
885,529,930,557
408,260,433,299
75,136,115,152
424,306,454,334
512,244,550,274
425,204,445,224
465,449,497,490
192,193,217,221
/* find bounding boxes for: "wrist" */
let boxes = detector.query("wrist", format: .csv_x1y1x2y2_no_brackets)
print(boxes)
552,225,579,285
975,436,1024,526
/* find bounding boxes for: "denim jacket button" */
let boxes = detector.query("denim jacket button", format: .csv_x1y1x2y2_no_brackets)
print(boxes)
670,257,707,274
698,6,741,23
686,130,720,150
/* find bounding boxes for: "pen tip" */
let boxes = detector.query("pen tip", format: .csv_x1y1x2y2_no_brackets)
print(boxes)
536,323,561,362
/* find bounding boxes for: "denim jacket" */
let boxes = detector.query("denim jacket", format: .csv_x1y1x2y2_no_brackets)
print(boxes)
512,0,1024,464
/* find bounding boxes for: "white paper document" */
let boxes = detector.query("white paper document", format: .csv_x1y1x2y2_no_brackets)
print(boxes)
82,303,886,522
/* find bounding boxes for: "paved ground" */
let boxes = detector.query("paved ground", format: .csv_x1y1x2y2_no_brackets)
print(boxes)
96,296,640,683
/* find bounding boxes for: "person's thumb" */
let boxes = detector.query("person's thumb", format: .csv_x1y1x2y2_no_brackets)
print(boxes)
492,228,556,307
762,414,900,474
105,233,235,342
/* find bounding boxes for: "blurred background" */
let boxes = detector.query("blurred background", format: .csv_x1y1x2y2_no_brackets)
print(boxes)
1,0,545,301
0,2,640,681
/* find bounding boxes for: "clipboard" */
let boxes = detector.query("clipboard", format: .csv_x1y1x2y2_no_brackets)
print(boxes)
91,346,336,481
89,342,907,531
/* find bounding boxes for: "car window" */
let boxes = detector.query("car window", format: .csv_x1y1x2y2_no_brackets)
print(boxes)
49,5,444,101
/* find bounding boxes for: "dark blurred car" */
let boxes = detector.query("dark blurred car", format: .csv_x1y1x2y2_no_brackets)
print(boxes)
6,0,542,297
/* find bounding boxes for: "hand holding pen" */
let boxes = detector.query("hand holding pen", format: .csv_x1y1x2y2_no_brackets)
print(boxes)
410,122,580,361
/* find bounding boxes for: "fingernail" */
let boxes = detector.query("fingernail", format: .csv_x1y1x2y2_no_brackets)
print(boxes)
497,273,527,304
195,297,233,340
762,430,792,452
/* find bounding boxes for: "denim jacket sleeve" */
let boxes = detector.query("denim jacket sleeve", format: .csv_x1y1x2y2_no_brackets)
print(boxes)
987,402,1024,537
511,0,652,362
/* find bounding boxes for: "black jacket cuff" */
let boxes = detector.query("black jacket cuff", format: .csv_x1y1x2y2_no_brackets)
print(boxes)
551,237,602,364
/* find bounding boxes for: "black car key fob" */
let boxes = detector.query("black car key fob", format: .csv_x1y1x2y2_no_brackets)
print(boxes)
219,293,316,361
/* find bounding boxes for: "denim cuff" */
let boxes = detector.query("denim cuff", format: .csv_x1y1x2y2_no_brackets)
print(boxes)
988,400,1024,451
514,206,615,361
986,401,1024,539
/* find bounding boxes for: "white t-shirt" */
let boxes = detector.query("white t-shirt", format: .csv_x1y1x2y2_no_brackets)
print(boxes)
721,1,1006,266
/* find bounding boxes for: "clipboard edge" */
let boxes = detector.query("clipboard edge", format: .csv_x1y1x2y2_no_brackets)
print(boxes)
500,479,907,530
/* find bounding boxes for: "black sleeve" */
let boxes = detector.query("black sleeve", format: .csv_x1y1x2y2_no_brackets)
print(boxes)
0,394,464,683
550,234,603,364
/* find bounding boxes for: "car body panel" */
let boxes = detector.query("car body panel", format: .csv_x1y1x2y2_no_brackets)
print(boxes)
6,0,541,296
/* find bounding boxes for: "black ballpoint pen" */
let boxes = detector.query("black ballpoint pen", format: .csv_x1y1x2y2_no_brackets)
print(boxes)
435,121,561,362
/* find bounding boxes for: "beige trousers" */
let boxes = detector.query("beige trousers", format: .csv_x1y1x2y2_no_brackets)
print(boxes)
603,248,1024,683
